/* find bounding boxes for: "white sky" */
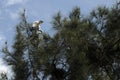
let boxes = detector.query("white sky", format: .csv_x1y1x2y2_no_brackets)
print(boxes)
0,58,15,80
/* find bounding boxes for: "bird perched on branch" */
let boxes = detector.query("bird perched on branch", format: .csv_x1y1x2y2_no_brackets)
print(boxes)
32,20,43,28
31,20,43,34
29,20,44,40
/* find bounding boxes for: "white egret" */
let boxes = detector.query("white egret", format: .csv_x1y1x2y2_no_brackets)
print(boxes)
31,20,44,40
32,20,43,28
32,20,43,34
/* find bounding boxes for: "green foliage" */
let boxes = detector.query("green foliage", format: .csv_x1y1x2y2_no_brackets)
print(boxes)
2,3,120,80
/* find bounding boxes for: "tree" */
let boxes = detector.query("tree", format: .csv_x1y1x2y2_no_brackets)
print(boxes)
2,14,29,80
86,4,120,80
51,7,91,80
0,72,8,80
2,3,120,80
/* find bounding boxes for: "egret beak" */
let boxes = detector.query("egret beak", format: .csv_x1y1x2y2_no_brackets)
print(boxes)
40,20,43,24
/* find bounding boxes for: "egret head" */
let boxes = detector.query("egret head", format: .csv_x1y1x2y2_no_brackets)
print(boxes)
39,20,43,24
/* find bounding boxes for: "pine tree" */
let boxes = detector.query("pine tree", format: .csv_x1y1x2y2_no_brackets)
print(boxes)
1,3,120,80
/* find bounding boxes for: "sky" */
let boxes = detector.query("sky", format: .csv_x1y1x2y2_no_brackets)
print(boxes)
0,0,117,79
0,58,14,80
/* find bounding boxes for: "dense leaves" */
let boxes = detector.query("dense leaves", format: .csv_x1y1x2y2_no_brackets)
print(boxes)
2,3,120,80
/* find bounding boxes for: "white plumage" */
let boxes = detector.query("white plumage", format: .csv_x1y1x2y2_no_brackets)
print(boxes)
32,20,43,28
32,20,43,33
31,20,43,40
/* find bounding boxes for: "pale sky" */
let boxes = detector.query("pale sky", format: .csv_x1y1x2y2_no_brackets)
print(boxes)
0,0,116,48
0,58,15,80
0,0,117,79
